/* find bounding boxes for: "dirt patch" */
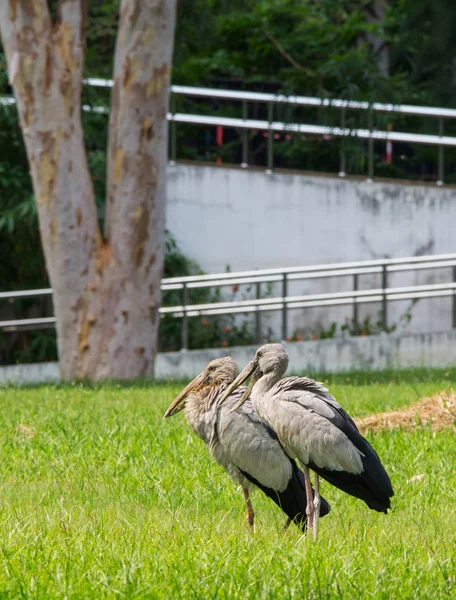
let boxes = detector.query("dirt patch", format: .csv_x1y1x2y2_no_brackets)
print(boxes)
354,391,456,434
17,423,35,439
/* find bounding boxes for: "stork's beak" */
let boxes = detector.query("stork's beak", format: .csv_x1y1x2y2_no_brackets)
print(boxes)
163,371,207,418
219,358,257,411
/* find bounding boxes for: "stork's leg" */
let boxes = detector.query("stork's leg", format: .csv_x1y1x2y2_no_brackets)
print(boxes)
302,465,315,533
242,487,255,530
312,473,321,540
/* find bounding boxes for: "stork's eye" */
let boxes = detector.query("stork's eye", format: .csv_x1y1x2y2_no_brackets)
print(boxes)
208,365,216,371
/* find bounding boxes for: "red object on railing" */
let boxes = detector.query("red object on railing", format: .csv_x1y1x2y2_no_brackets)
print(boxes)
216,125,223,164
386,123,393,164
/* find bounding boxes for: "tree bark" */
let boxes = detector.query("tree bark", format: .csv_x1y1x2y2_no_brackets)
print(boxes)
0,0,176,379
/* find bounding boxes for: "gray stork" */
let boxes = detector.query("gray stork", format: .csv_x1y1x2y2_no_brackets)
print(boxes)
220,344,394,538
164,356,330,532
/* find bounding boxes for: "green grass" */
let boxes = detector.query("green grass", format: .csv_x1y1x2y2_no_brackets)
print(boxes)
0,370,455,598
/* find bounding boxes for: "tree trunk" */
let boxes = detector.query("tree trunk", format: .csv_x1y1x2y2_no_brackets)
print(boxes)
364,0,389,77
0,0,176,379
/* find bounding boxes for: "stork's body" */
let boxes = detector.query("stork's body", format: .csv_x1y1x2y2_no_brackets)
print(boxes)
221,345,394,537
164,357,330,531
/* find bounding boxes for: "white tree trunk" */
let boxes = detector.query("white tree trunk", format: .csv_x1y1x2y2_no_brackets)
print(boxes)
0,0,177,379
76,0,177,379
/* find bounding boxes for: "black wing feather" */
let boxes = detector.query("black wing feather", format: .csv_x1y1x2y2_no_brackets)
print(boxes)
240,462,331,532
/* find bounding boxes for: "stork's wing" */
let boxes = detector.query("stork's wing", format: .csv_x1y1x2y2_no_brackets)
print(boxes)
273,376,360,434
217,390,292,492
271,377,394,511
217,390,330,526
238,396,280,441
273,376,379,460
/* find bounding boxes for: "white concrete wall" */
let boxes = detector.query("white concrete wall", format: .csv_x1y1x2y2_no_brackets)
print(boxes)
166,164,456,337
167,164,455,272
2,330,456,384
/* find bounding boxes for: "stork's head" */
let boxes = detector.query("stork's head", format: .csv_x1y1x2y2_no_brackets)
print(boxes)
253,343,289,378
163,357,239,418
219,344,289,409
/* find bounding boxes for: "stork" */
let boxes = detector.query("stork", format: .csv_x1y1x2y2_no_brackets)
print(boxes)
220,344,394,538
164,357,330,532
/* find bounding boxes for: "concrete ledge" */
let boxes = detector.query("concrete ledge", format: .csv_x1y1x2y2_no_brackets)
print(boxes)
1,330,455,385
156,329,456,379
0,361,60,385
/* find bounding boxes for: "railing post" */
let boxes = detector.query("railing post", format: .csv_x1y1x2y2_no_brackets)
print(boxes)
255,281,261,343
339,106,346,177
170,93,177,164
367,107,374,181
437,118,444,186
353,273,359,335
381,265,388,332
181,283,188,350
266,102,274,173
241,101,249,168
282,273,288,341
453,267,456,329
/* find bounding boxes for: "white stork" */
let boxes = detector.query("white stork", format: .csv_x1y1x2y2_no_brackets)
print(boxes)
164,356,330,531
220,344,394,538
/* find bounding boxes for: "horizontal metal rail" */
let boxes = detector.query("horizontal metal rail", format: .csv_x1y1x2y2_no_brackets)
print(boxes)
169,113,456,147
83,78,456,120
160,282,456,315
163,253,456,287
3,254,456,297
3,81,455,181
1,282,454,330
0,288,53,300
3,253,456,295
0,316,57,330
3,96,453,148
2,254,456,341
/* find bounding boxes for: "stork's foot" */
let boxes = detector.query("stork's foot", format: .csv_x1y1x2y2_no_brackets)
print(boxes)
306,502,315,536
302,465,316,537
312,474,321,540
312,503,320,539
242,487,255,531
246,508,255,529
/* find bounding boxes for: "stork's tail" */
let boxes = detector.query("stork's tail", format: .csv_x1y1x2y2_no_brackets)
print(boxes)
309,445,394,514
241,463,330,532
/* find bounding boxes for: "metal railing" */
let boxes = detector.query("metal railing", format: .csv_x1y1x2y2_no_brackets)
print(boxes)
2,79,456,182
72,79,456,183
2,253,456,350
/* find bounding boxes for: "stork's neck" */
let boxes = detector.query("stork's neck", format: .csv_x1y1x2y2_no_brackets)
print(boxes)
184,385,220,443
252,369,282,400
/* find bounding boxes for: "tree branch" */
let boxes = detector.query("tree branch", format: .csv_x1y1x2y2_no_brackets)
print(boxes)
262,25,305,72
247,2,314,77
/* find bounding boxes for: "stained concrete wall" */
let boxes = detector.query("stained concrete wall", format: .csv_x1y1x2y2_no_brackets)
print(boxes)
1,330,455,384
166,164,456,337
166,164,455,272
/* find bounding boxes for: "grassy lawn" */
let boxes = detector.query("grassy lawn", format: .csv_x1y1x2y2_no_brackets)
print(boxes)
0,368,455,598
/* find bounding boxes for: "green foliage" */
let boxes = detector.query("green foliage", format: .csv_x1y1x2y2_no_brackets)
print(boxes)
0,377,454,597
159,234,257,352
288,301,417,342
166,0,456,176
2,1,456,363
0,225,256,363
